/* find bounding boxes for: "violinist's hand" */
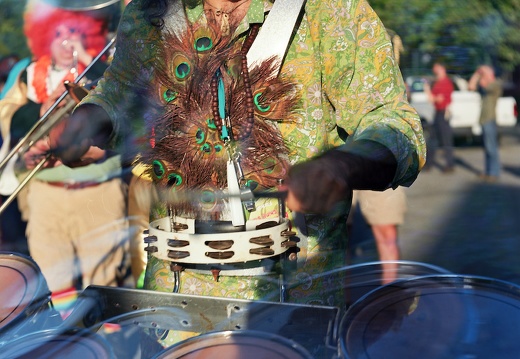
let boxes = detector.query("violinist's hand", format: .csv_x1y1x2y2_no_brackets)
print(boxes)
23,139,62,170
24,137,105,170
48,104,113,166
48,116,105,168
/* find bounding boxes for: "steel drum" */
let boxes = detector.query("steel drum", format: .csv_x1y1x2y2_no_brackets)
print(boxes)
339,275,520,359
0,252,61,344
0,329,115,359
58,287,339,358
153,330,314,359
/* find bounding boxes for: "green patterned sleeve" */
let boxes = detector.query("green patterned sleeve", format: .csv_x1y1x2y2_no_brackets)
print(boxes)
78,0,159,144
309,0,426,186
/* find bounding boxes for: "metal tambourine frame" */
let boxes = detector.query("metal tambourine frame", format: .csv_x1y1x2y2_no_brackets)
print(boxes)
0,37,116,215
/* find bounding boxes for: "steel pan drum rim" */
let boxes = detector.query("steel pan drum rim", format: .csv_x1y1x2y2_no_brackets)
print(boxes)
0,328,115,358
343,260,452,274
0,252,52,330
0,251,47,279
0,251,44,270
0,251,51,301
339,273,520,331
318,260,451,279
338,274,520,358
152,330,315,359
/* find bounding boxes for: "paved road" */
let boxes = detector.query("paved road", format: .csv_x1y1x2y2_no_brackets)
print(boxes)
349,132,520,285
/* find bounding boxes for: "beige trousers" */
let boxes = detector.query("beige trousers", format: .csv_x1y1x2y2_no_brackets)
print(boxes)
349,187,407,226
26,179,129,292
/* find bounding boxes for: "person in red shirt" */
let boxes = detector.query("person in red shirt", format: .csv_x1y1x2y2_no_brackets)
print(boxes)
424,62,455,172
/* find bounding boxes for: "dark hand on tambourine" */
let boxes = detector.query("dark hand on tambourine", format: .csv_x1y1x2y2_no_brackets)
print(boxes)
285,141,398,214
49,104,113,166
285,155,349,214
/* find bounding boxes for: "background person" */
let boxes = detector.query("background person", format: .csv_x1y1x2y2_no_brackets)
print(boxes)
424,62,455,173
348,187,407,284
468,65,503,182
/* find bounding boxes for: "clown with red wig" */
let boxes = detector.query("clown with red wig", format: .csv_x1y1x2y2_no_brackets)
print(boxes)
0,0,131,295
23,0,108,116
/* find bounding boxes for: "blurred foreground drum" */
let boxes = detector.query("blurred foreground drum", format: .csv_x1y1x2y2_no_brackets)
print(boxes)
0,252,61,343
339,275,520,359
153,330,314,359
0,329,114,359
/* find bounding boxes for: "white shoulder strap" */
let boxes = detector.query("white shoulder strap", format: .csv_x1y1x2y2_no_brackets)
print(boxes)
164,0,188,35
246,0,306,73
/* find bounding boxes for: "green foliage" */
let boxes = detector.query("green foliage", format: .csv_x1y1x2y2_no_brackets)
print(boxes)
0,0,30,58
371,0,520,74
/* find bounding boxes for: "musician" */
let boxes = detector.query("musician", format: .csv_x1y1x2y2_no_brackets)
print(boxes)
47,0,425,312
7,0,131,293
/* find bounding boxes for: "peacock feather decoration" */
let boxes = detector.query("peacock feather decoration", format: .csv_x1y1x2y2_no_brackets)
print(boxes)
140,21,299,220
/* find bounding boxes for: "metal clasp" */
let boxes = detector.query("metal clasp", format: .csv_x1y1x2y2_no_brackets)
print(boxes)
225,141,255,212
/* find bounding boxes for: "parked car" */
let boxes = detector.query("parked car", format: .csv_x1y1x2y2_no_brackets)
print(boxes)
407,76,518,137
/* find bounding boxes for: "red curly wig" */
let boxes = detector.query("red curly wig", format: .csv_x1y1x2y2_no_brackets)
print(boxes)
23,0,108,60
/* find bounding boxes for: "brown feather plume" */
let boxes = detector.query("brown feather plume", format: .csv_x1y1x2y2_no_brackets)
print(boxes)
139,23,299,219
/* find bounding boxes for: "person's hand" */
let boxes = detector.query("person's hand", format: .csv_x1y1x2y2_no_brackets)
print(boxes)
468,70,481,92
285,156,349,214
48,104,113,166
61,37,93,66
434,93,444,104
23,139,62,170
24,136,105,170
284,142,397,214
48,114,93,165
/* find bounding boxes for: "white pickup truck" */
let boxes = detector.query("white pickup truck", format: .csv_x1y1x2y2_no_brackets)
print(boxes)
407,76,518,137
